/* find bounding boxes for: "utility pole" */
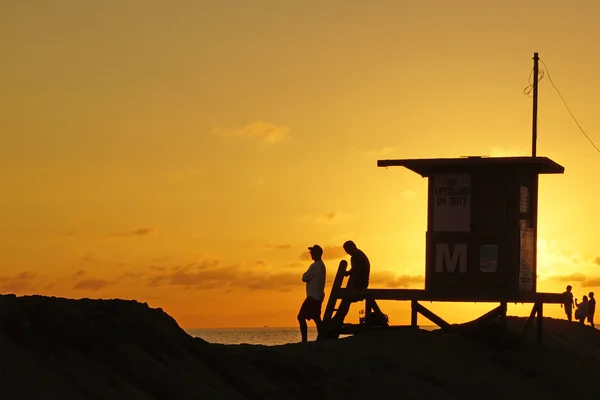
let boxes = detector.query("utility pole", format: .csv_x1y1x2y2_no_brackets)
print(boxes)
532,52,539,157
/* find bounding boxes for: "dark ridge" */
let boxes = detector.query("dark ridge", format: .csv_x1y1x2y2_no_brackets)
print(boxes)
1,295,599,400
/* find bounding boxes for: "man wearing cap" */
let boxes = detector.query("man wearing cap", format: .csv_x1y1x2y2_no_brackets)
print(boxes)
297,244,326,342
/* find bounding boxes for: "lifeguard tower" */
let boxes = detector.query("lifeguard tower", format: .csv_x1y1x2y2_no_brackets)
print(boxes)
320,53,566,343
321,156,565,342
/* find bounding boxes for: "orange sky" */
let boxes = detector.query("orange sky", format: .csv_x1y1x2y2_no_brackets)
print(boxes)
1,1,599,328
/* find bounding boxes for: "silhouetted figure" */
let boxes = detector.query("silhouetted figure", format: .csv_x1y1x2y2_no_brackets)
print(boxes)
575,295,589,325
588,292,595,328
331,240,370,325
561,285,575,321
297,245,326,342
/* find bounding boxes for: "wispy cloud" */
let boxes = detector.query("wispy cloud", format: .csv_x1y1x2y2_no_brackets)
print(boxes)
370,271,424,288
107,227,158,238
299,245,347,261
262,243,293,250
553,272,587,283
365,146,396,157
147,259,300,292
315,210,352,224
0,271,36,292
537,238,597,275
214,121,290,145
73,278,113,291
550,273,600,288
537,238,600,289
72,269,87,278
299,210,353,225
65,217,93,238
144,256,425,293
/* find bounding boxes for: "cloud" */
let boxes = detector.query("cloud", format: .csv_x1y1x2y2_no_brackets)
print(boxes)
316,210,352,224
119,270,143,279
370,271,424,288
0,271,36,292
107,227,158,238
65,216,93,238
536,238,598,277
365,146,396,157
553,272,587,283
584,278,600,288
533,238,600,289
147,259,300,292
595,257,600,266
72,269,87,278
145,257,424,293
214,121,290,145
550,273,600,289
299,210,353,225
299,245,347,261
66,228,83,238
262,243,292,250
81,251,94,262
73,278,113,291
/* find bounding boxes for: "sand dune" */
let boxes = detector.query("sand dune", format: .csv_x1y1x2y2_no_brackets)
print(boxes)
1,294,598,399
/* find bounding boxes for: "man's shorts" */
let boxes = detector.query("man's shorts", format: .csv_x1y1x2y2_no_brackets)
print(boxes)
298,296,323,321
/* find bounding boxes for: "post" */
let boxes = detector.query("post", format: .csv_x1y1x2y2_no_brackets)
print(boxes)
411,300,418,328
536,302,543,345
532,52,539,157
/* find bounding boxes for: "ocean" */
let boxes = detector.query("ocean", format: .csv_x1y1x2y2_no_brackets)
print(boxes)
186,326,438,346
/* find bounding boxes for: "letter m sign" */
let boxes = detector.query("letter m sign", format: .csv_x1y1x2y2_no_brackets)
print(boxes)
435,243,467,273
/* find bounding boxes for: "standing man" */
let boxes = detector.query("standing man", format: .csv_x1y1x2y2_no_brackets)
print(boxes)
332,240,371,325
297,244,326,342
561,285,575,321
588,292,596,328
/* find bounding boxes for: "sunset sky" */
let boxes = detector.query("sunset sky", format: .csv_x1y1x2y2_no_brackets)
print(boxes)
1,1,599,328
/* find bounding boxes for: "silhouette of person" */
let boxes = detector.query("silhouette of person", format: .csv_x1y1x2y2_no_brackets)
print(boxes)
575,295,589,325
587,292,595,328
561,285,575,321
332,240,371,325
297,245,326,342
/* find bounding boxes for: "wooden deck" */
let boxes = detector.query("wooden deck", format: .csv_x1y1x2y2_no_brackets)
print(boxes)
335,288,565,304
320,261,565,344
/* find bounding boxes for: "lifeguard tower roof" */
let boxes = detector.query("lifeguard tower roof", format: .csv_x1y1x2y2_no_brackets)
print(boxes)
377,156,564,177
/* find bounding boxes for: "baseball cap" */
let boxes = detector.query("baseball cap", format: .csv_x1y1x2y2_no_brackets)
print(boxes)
308,244,323,254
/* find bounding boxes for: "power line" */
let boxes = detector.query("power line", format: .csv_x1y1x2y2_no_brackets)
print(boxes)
523,68,544,97
539,59,600,154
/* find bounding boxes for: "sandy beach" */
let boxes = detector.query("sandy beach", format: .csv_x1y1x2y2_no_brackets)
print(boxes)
1,294,598,399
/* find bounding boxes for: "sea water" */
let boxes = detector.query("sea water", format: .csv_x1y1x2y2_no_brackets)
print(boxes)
186,326,438,346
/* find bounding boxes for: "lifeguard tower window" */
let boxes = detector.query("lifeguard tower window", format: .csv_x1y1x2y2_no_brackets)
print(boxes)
377,157,564,301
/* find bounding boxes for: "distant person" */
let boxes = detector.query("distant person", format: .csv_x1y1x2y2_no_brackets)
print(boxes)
561,285,575,321
588,292,595,328
575,295,589,325
297,245,326,342
332,240,371,324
